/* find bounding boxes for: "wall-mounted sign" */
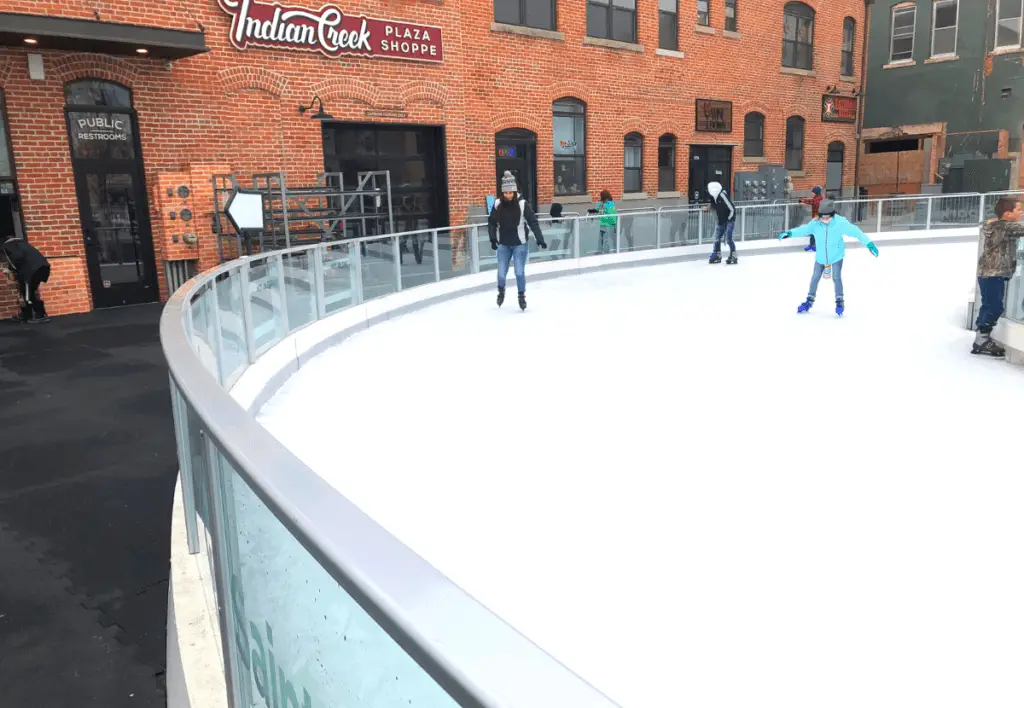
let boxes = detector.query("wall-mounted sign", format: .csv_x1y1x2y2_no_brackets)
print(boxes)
218,0,444,63
822,95,857,123
74,115,129,142
365,109,409,119
496,146,517,158
67,111,136,160
695,99,732,133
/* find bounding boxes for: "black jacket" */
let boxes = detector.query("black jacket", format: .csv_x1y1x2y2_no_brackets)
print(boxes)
2,238,49,282
488,195,545,247
711,190,736,225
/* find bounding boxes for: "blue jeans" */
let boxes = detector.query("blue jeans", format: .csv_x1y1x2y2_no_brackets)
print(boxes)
976,276,1006,332
497,243,528,294
713,221,736,253
809,258,844,299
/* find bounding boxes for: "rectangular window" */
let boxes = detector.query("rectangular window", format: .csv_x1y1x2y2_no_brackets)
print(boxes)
659,0,678,50
725,0,737,32
996,0,1023,48
931,0,957,56
494,0,556,30
782,7,815,70
658,138,676,192
743,115,764,157
554,101,586,196
697,0,709,26
587,0,637,43
0,90,26,241
624,142,642,193
890,6,916,62
842,20,855,75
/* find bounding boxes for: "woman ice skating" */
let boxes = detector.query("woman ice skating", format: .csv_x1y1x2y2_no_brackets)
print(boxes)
706,181,738,264
972,198,1024,356
778,198,878,316
488,171,547,310
798,186,824,252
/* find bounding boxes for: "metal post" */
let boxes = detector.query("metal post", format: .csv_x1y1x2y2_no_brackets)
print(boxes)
656,211,662,249
350,240,364,304
209,278,225,385
313,244,326,319
238,266,256,365
979,194,986,221
615,216,622,253
275,253,290,336
169,377,200,555
784,204,790,232
280,171,291,249
572,218,581,259
925,196,933,231
740,207,747,241
393,235,403,292
432,229,441,282
876,199,883,234
698,209,704,245
469,225,481,274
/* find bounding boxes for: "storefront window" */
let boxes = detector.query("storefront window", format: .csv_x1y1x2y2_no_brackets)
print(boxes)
553,98,586,197
0,90,26,240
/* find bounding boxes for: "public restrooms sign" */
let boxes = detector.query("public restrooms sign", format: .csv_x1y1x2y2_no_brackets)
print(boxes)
218,0,444,63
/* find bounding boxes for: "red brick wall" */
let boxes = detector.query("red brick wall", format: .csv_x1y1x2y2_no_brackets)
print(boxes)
0,0,862,316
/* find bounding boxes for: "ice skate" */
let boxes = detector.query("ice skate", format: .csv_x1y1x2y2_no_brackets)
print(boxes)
797,296,815,313
804,244,816,252
708,251,722,264
496,287,505,307
971,331,1005,357
518,293,527,311
835,297,844,316
726,252,738,265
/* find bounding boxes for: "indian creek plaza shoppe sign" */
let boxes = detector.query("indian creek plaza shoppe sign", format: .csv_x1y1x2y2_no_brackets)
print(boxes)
218,0,444,62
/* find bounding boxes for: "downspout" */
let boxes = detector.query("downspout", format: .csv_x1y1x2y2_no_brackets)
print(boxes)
854,0,873,195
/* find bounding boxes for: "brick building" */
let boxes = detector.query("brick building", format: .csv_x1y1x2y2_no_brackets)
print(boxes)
0,0,865,317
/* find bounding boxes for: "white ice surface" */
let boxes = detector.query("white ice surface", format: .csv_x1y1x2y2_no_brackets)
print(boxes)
257,241,1024,708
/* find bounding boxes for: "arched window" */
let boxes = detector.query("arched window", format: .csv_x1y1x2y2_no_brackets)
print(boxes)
842,18,856,75
826,141,845,193
624,132,643,193
65,79,132,108
785,116,805,171
743,112,765,158
782,2,815,70
553,98,586,196
658,134,676,192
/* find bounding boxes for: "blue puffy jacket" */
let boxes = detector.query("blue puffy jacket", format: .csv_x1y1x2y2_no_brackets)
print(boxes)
785,215,873,265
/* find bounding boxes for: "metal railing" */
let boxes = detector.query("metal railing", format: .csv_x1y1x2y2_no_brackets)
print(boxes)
161,190,1017,708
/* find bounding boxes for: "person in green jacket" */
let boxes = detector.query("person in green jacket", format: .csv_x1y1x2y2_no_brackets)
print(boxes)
589,190,618,253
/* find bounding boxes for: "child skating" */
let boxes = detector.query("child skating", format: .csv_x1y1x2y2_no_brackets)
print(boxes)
706,181,738,264
778,199,878,316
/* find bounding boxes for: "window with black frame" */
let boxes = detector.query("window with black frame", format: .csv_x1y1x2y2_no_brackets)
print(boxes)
725,0,737,31
624,133,643,193
659,0,678,50
493,0,556,30
553,98,587,196
658,134,676,191
743,112,765,158
782,2,815,70
0,90,25,241
842,17,856,75
698,0,710,26
587,0,637,43
785,116,805,171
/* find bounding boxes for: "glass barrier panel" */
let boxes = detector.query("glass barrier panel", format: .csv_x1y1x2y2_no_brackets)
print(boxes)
927,194,978,228
578,214,609,256
248,256,286,354
1007,241,1024,322
189,284,219,379
398,231,437,290
833,200,869,228
529,218,575,262
282,250,317,333
215,269,248,385
321,243,355,315
698,208,719,245
359,236,400,301
440,227,472,280
741,204,787,241
619,211,657,251
658,209,690,247
880,197,926,232
210,446,463,708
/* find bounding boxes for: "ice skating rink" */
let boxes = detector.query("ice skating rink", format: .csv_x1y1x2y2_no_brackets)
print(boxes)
258,240,1024,708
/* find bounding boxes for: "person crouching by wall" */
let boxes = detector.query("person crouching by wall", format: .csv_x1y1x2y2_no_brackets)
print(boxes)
488,171,547,311
972,197,1024,357
2,233,51,324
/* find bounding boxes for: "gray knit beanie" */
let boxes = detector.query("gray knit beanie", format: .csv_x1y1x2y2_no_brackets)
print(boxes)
818,198,836,216
500,170,518,194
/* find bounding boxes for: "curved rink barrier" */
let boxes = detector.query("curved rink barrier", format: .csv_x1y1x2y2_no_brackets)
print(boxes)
162,194,1019,708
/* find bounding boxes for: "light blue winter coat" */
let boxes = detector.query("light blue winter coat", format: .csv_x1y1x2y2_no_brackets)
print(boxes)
786,215,873,265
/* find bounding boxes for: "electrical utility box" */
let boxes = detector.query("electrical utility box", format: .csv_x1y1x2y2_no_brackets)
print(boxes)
734,164,790,202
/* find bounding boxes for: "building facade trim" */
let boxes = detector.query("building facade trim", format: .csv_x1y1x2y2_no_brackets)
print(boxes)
217,66,290,97
51,53,140,86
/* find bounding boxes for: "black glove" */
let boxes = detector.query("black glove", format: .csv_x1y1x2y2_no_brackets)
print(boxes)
537,240,548,250
490,240,498,251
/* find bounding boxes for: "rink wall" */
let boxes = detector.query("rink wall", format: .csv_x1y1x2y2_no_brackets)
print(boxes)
166,224,985,708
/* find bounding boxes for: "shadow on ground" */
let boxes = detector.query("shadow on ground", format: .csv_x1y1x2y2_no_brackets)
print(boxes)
0,304,174,707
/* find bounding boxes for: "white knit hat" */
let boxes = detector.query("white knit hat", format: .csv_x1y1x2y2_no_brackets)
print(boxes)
500,170,518,193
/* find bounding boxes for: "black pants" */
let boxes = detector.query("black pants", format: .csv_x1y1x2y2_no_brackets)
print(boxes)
16,265,49,319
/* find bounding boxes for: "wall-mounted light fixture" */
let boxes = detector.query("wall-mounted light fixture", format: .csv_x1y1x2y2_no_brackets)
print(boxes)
23,37,38,44
298,96,334,121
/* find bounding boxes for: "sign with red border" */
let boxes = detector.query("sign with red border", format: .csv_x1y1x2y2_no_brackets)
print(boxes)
821,95,857,123
218,0,444,63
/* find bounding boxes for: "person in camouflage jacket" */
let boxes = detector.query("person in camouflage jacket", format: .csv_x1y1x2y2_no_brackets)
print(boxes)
973,198,1024,356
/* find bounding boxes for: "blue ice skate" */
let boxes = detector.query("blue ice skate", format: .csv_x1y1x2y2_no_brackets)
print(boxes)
804,244,816,252
797,297,814,313
835,298,844,316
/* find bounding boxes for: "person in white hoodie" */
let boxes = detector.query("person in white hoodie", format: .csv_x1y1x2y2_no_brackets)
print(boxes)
706,181,738,264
